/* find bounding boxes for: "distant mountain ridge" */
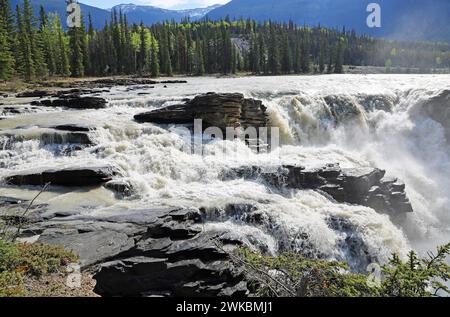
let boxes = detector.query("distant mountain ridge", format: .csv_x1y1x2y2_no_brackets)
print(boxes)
112,3,221,24
10,0,221,29
207,0,450,41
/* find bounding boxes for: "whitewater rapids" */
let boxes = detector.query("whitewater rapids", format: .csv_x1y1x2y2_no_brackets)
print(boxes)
1,74,449,271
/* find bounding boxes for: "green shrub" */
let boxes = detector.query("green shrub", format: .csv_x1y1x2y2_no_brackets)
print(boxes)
233,243,450,297
0,239,77,278
0,239,78,297
233,248,379,297
0,271,26,297
381,244,450,297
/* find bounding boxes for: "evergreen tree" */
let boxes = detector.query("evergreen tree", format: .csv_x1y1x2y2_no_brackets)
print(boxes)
281,32,292,74
301,37,311,73
249,34,260,74
150,38,159,78
88,13,94,37
161,31,172,76
231,44,237,74
138,23,148,74
39,8,57,76
258,32,266,74
0,13,14,80
55,15,70,76
0,0,16,50
334,38,345,74
293,42,302,73
194,40,205,76
68,25,84,77
15,4,34,80
327,46,333,73
268,27,280,74
38,5,47,30
23,0,47,77
80,14,89,75
319,42,325,73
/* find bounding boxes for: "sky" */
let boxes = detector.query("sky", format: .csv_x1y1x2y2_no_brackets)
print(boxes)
79,0,231,10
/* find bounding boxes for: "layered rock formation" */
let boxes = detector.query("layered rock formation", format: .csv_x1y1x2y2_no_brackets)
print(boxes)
32,96,107,109
0,129,93,151
420,89,450,140
16,90,52,98
134,93,269,132
222,163,413,215
21,208,247,297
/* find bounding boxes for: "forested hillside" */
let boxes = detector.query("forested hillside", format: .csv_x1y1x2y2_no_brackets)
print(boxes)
207,0,450,41
1,0,450,81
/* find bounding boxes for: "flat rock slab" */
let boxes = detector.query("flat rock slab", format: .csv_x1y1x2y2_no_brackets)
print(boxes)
0,129,93,149
4,165,120,186
39,229,135,267
33,97,107,109
16,90,53,98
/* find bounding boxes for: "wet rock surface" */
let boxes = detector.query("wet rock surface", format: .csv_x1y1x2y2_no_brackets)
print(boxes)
4,165,120,186
50,124,96,132
0,129,93,149
134,93,269,131
18,208,247,297
222,163,413,215
16,90,53,98
0,196,48,225
421,89,450,140
32,96,107,109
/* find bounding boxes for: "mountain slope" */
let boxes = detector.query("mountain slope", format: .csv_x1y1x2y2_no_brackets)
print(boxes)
207,0,450,41
113,3,220,25
11,0,111,29
10,0,220,29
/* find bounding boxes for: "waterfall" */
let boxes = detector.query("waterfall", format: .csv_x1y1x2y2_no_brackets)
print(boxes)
1,75,449,272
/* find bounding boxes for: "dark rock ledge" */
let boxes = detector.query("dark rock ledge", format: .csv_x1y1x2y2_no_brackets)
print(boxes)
134,93,269,132
0,129,93,149
20,208,248,297
222,163,413,216
4,165,119,187
32,96,107,110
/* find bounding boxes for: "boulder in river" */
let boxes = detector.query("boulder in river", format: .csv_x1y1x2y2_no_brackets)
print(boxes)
134,93,269,131
32,96,107,109
16,90,53,98
50,124,96,132
4,165,120,186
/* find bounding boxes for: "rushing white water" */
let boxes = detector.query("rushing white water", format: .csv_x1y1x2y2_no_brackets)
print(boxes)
1,74,449,271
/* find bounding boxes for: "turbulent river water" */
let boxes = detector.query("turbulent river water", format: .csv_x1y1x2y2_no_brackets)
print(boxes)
1,74,449,271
